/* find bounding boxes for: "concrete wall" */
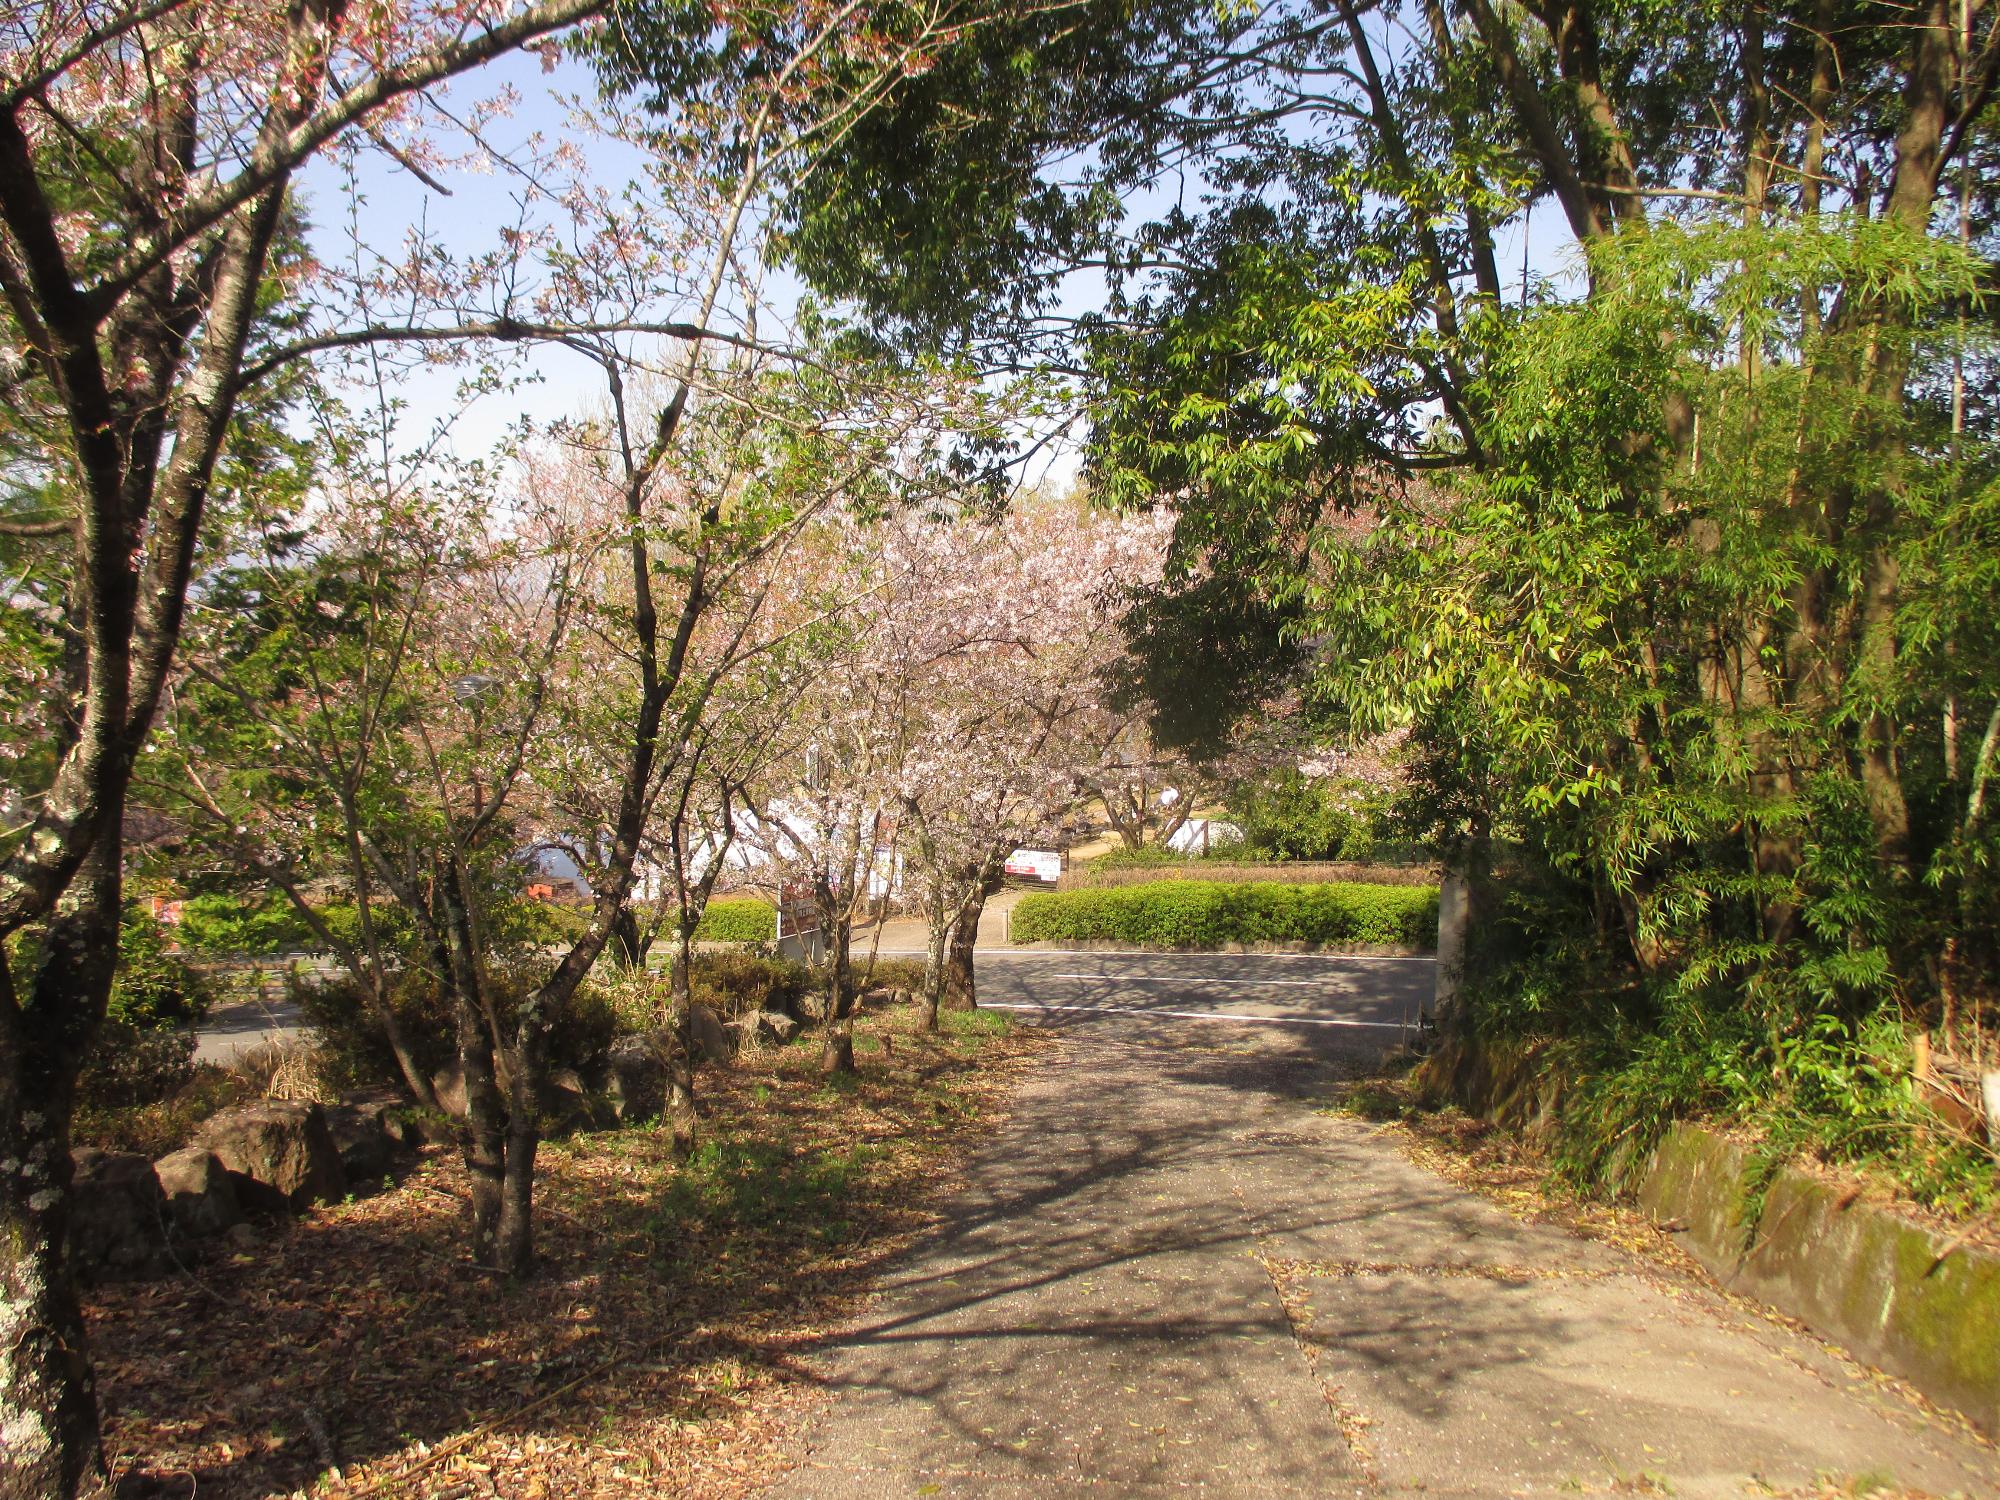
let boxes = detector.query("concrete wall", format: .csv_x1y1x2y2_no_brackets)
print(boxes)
1419,1036,2000,1436
1637,1124,2000,1437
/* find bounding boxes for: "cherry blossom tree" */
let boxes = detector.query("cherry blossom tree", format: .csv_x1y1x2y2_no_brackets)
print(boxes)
0,6,624,1488
155,445,580,1121
0,0,1018,1487
890,496,1172,1019
737,515,929,1073
740,494,1171,1054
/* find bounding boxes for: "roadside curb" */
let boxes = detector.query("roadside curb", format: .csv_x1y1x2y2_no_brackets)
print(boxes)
1638,1123,2000,1437
1420,1033,2000,1437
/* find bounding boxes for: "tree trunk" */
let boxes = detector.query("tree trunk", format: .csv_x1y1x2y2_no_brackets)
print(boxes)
456,1014,510,1267
921,899,951,1033
0,1127,99,1500
0,858,121,1500
496,1027,544,1275
371,977,443,1114
820,913,855,1073
437,876,511,1267
942,899,982,1011
610,904,647,969
664,920,698,1158
942,850,1006,1012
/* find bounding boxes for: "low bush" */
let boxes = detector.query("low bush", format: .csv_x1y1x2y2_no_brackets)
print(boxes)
73,1065,251,1157
494,897,590,950
1089,844,1191,870
1061,859,1436,890
79,1020,200,1109
856,956,926,993
74,910,218,1116
111,908,216,1029
687,950,809,1017
694,897,776,943
1010,879,1438,950
176,891,422,957
294,962,619,1093
292,968,455,1091
176,892,316,956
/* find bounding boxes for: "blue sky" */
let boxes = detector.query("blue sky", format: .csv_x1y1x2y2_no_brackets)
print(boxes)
294,32,1586,490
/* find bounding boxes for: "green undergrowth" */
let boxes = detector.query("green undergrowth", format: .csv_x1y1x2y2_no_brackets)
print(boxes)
1447,868,2000,1222
651,1133,890,1257
1011,878,1437,949
1542,1004,1999,1222
943,1007,1011,1039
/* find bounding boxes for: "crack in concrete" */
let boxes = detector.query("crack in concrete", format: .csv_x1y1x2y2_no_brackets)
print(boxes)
1232,1178,1382,1483
1269,1255,1630,1284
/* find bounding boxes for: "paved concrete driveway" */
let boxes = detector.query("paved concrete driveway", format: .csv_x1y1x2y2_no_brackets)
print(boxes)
769,951,1999,1499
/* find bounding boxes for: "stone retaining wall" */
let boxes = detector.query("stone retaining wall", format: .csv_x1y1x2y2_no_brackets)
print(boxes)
1419,1034,2000,1436
1637,1123,2000,1436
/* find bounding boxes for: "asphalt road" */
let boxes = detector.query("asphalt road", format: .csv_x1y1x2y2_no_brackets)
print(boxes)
192,993,312,1065
968,949,1434,1043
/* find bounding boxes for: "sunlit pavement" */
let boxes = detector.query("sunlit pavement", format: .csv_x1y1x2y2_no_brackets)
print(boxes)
770,950,2000,1499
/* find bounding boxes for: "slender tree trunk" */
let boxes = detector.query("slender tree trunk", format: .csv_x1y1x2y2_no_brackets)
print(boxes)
457,1016,510,1266
821,912,855,1074
665,918,698,1158
375,993,444,1115
496,1014,547,1275
921,890,951,1033
0,852,121,1500
1799,0,1833,341
856,875,892,993
438,876,510,1266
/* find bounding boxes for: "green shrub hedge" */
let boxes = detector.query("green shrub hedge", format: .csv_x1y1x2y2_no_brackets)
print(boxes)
176,891,316,955
695,897,776,943
1009,879,1438,950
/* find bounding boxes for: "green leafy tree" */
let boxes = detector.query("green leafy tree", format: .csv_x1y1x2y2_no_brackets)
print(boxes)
779,0,2000,1196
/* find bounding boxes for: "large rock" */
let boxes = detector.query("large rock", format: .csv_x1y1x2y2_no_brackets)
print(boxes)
69,1149,168,1281
431,1063,468,1119
540,1066,616,1135
690,1004,737,1066
194,1101,345,1212
603,1034,668,1123
152,1148,240,1239
750,1009,800,1045
323,1102,398,1185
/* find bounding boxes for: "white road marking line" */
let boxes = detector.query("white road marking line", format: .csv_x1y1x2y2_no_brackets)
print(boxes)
1050,972,1331,988
979,1001,1405,1029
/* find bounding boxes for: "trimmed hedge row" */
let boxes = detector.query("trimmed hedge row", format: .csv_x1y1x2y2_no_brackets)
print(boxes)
1009,879,1438,950
696,897,776,943
1058,860,1438,891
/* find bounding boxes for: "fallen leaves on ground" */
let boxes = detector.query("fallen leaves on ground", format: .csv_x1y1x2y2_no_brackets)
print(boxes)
92,1001,1051,1500
1320,1075,1693,1269
1320,1074,1999,1489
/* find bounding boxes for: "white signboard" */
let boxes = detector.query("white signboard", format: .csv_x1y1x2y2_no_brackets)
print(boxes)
1005,848,1062,883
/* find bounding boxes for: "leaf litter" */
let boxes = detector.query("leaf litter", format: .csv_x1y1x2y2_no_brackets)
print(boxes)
93,1000,1050,1499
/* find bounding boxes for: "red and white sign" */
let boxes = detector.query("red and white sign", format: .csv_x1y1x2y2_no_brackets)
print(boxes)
1005,849,1062,883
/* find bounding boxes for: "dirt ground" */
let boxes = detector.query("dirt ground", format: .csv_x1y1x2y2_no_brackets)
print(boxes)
91,999,1048,1500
